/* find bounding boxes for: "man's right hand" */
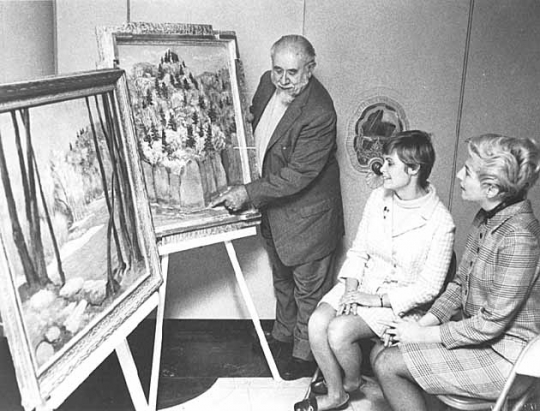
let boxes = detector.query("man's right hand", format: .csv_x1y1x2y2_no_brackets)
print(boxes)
208,185,249,212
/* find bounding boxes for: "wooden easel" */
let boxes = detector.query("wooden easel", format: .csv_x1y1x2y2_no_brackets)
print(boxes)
147,224,282,410
9,223,281,411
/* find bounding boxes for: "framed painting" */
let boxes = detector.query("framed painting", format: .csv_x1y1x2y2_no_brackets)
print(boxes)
96,22,260,239
0,69,162,410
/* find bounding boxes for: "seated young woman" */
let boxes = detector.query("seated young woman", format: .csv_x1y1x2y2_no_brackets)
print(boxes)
294,130,455,411
373,134,540,411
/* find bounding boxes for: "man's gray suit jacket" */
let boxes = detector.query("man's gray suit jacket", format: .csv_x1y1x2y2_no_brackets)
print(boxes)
245,71,344,266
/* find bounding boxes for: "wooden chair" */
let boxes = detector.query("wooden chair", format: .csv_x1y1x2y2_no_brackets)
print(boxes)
437,334,540,411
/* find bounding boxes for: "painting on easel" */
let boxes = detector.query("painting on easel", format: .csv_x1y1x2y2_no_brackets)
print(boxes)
96,22,260,239
0,69,162,410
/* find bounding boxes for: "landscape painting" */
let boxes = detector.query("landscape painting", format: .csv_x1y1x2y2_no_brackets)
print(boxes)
0,69,162,409
97,23,259,237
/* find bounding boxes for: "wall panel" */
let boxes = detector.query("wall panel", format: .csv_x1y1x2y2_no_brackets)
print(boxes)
55,0,127,73
304,0,469,250
0,0,54,83
452,0,540,258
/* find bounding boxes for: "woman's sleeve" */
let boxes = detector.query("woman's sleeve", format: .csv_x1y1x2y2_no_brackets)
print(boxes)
337,191,379,283
440,230,540,348
428,274,464,323
386,209,456,316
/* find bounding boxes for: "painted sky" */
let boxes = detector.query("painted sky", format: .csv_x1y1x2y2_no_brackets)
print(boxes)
118,41,231,75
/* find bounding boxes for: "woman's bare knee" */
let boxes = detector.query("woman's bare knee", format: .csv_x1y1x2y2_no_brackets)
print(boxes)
308,304,334,341
327,316,360,351
373,346,409,379
370,341,385,365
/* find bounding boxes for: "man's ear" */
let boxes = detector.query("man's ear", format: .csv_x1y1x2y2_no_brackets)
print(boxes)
485,184,501,200
306,61,316,77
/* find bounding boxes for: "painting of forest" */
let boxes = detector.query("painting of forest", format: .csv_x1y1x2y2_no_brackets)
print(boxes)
0,92,151,372
116,40,256,233
95,22,261,236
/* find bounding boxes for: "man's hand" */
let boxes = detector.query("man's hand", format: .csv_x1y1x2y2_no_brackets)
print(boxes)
208,185,250,212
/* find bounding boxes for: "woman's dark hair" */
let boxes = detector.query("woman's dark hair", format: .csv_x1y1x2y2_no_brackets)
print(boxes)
382,130,435,189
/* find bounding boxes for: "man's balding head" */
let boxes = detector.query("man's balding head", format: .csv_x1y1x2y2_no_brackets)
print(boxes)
270,35,316,103
270,35,316,66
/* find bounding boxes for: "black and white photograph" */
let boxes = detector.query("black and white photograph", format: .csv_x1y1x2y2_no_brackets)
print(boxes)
0,1,539,411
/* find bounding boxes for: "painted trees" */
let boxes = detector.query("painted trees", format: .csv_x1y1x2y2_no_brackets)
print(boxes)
128,49,237,209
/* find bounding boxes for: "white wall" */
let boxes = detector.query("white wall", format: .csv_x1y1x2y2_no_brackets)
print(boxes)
305,0,469,252
0,0,55,337
0,0,55,83
55,0,127,74
55,0,304,319
50,0,540,319
449,0,540,258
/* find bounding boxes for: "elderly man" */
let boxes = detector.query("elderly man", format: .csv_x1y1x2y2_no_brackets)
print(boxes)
211,34,343,380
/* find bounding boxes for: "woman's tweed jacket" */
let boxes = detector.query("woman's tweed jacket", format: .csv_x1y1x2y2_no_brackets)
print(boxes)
430,199,540,363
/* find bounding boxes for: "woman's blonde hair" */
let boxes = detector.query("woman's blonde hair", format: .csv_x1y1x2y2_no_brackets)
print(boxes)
467,134,540,199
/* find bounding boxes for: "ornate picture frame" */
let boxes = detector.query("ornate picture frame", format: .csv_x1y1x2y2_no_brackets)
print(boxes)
96,22,260,238
0,69,162,410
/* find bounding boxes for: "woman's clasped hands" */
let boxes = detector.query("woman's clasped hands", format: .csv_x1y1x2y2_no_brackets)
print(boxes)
381,318,440,347
337,290,380,316
381,318,426,347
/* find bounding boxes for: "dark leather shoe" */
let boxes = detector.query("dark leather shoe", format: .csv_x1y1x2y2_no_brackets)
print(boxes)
294,394,349,411
310,377,365,396
252,331,292,359
310,378,328,395
281,357,317,381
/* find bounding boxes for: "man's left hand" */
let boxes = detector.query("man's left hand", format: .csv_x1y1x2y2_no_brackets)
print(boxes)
209,185,250,212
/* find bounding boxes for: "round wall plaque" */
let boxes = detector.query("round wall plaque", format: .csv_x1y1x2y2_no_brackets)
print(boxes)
346,94,409,185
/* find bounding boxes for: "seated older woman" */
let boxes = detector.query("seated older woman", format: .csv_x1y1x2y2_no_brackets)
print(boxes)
294,130,455,411
374,134,540,411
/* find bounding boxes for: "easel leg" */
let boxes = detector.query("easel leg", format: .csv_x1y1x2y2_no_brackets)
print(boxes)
33,402,53,411
116,339,150,411
148,254,169,411
224,240,282,381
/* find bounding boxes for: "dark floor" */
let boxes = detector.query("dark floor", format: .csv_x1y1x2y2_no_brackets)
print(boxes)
0,319,273,411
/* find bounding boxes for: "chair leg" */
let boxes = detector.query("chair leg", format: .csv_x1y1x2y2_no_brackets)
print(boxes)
493,373,517,411
511,396,530,411
510,383,539,411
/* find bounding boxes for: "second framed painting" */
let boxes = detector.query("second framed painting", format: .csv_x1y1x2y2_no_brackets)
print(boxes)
96,22,260,238
0,69,162,410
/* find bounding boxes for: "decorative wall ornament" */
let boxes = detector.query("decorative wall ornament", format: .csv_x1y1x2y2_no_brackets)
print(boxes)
346,91,409,188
